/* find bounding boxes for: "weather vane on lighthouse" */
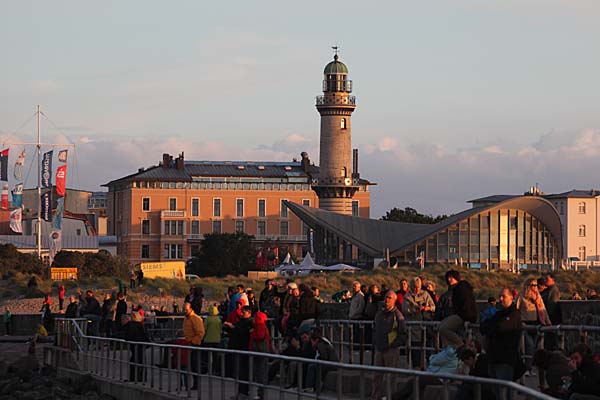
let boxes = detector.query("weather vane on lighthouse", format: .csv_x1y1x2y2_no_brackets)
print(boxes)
332,45,340,59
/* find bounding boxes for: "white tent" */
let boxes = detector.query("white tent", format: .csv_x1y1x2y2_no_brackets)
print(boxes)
325,263,361,271
281,252,295,265
275,253,324,276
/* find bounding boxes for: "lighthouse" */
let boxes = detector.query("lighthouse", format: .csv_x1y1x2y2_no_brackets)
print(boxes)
313,49,359,214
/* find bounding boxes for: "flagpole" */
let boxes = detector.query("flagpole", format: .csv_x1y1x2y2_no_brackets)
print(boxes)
37,105,41,261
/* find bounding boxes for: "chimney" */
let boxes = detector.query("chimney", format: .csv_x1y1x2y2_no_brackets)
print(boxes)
162,153,172,169
175,152,185,171
352,148,359,178
300,152,310,172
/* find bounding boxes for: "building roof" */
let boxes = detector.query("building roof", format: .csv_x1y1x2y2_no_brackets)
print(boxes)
104,160,312,186
544,189,600,199
286,195,563,259
0,235,98,249
324,55,348,74
468,195,519,204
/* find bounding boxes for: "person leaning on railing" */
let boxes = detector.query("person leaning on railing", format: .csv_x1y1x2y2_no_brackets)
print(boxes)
371,290,406,400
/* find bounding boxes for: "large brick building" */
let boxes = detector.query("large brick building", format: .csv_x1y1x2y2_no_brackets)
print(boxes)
104,152,371,265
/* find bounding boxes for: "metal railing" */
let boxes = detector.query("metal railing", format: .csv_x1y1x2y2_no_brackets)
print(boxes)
50,319,558,400
146,316,600,372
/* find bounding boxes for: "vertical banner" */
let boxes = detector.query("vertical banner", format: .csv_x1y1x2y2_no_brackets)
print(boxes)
1,184,8,210
58,149,68,163
49,230,62,265
41,150,53,188
13,150,25,181
9,208,22,233
0,149,8,181
56,165,67,197
11,183,23,208
52,197,64,230
41,191,52,222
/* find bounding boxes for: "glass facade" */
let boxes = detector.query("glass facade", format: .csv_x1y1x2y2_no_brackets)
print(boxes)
407,209,559,268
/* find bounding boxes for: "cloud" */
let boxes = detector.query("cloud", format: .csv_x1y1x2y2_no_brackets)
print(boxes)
4,128,600,222
360,128,600,218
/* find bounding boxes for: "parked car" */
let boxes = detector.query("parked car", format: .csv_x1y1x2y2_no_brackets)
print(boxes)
186,274,200,281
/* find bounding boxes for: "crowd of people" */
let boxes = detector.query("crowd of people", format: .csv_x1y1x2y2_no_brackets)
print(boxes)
8,271,599,400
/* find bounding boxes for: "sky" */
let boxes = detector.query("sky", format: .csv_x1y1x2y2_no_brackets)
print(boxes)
1,0,600,218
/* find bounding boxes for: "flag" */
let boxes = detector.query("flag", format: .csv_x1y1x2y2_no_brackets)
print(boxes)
58,149,68,163
56,165,67,197
49,230,62,265
41,150,53,188
52,197,64,230
9,208,22,233
13,150,25,181
11,183,23,208
41,191,52,222
1,184,8,210
0,149,8,181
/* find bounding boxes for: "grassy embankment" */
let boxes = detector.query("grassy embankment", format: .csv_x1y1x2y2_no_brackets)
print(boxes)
3,266,599,303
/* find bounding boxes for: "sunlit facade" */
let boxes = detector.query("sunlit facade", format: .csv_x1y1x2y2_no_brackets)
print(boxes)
395,208,560,269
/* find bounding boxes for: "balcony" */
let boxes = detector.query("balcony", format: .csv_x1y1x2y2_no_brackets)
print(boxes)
316,95,356,106
255,235,307,242
187,234,205,241
161,210,186,218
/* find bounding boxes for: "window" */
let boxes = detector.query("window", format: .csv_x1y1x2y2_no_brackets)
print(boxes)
340,118,347,129
579,202,586,214
352,200,359,216
142,197,150,212
236,199,244,217
169,198,177,211
191,220,200,235
213,198,221,217
258,199,266,218
212,220,222,233
280,199,288,218
579,225,586,237
164,220,184,235
141,245,150,259
142,219,150,235
163,244,183,259
191,198,199,217
280,221,289,236
579,246,586,261
257,220,266,236
235,220,245,233
302,199,310,207
76,229,81,236
559,202,564,215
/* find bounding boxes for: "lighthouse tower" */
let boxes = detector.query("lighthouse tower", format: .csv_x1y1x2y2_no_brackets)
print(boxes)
313,50,359,214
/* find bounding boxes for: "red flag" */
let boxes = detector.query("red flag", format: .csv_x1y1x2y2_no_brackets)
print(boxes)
1,184,8,210
56,165,67,197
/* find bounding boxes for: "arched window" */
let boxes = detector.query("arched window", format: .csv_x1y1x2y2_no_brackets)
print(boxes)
578,225,586,237
340,118,347,129
579,202,586,214
579,246,586,261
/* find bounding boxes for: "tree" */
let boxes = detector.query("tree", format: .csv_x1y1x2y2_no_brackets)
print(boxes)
0,244,44,277
53,250,130,278
188,232,256,277
381,207,448,224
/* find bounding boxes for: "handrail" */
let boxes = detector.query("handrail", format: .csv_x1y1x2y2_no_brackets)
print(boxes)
66,330,557,400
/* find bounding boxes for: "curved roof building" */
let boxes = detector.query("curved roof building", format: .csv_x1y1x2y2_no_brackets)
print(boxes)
286,195,562,270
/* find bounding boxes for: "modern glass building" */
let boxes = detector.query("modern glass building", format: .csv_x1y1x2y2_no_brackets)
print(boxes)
286,195,562,270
